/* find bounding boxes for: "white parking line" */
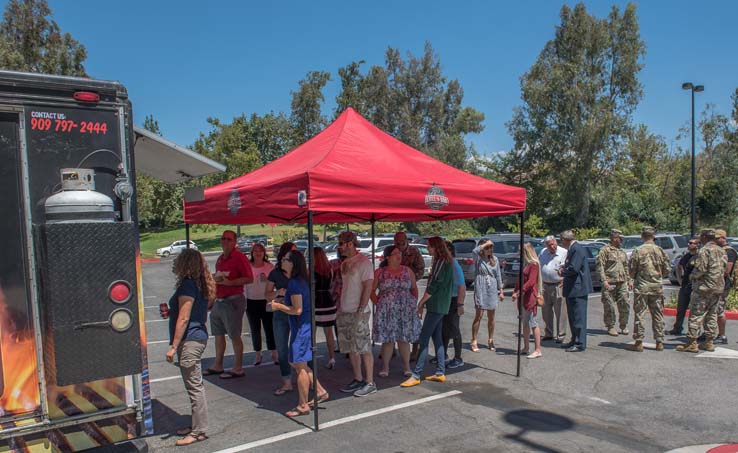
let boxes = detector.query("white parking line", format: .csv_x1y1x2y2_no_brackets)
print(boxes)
212,390,462,453
145,318,169,323
588,397,612,405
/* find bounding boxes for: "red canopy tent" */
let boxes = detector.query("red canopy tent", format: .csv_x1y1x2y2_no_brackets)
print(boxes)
183,108,527,430
184,108,525,224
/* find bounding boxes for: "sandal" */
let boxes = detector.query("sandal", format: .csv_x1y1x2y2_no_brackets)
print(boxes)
470,341,480,353
175,432,208,446
175,427,191,436
273,387,293,396
219,370,245,379
285,407,310,417
307,392,330,408
488,340,496,352
378,370,389,378
202,368,224,376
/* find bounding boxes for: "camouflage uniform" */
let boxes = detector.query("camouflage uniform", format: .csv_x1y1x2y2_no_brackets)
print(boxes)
686,242,727,340
629,242,670,342
596,244,630,330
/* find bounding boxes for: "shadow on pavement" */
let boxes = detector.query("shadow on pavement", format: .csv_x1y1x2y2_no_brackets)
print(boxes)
503,409,576,453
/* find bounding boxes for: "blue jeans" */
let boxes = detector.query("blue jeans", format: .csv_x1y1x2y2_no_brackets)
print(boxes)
272,310,291,379
413,311,445,379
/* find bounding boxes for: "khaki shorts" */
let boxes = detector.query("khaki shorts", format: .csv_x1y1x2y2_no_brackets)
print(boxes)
336,311,371,354
210,294,246,338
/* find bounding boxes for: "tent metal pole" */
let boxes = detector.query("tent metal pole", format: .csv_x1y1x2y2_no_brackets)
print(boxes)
371,217,376,269
185,223,190,248
308,211,319,431
516,212,524,378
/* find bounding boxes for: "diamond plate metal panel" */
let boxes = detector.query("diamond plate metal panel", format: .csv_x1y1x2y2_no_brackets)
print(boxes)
37,222,142,385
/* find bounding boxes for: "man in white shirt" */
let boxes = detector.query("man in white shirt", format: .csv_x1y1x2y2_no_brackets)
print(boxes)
336,231,377,397
539,235,568,343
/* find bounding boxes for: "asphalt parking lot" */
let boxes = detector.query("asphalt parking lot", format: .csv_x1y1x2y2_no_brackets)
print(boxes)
135,256,737,453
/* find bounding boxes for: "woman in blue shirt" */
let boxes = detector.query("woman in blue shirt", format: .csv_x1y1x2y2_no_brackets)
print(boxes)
166,249,215,446
269,250,328,417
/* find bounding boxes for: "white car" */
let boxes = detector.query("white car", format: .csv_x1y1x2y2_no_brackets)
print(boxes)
156,240,197,257
357,237,396,257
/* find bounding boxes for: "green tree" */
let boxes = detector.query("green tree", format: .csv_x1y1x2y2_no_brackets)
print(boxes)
0,0,87,76
504,3,645,229
290,70,331,144
334,42,484,169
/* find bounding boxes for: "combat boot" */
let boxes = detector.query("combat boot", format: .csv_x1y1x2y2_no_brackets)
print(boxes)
627,340,644,352
676,339,699,353
699,339,715,352
655,341,664,351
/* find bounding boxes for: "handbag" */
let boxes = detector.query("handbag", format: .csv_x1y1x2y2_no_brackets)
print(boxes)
536,293,545,307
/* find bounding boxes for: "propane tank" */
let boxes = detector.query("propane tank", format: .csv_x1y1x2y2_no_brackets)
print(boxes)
44,168,115,223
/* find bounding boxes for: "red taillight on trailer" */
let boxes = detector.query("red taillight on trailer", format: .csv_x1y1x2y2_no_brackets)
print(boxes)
109,281,132,304
73,91,100,103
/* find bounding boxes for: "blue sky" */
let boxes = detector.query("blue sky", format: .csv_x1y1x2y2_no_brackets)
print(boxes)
36,1,738,156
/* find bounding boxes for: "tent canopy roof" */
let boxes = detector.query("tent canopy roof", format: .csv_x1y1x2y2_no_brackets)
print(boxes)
184,108,525,225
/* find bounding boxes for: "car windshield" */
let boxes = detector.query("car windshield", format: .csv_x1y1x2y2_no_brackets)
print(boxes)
416,245,429,255
358,239,373,249
453,241,476,254
493,240,520,255
622,237,643,249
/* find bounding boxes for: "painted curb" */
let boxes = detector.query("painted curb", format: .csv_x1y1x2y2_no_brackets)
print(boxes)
141,258,160,263
663,307,738,320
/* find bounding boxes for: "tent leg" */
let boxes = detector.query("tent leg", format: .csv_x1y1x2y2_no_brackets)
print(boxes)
371,218,376,269
308,211,319,431
516,212,524,378
185,224,190,248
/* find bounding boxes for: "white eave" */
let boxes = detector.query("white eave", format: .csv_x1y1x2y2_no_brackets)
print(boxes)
133,126,225,183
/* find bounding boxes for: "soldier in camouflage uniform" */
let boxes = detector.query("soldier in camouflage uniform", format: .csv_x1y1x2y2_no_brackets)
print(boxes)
596,229,631,337
627,226,670,352
676,229,727,353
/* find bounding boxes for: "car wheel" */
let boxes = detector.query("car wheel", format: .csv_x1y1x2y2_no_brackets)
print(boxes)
162,250,170,257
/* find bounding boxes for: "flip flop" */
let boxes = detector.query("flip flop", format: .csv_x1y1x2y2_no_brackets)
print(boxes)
273,387,293,396
470,342,480,353
219,370,245,379
175,432,208,446
202,368,224,376
378,371,389,378
307,392,329,408
285,407,310,417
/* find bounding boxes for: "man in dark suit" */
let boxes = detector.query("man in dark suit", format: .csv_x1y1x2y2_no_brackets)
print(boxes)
559,230,593,352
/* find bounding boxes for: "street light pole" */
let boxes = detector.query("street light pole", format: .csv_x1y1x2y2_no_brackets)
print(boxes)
682,82,704,238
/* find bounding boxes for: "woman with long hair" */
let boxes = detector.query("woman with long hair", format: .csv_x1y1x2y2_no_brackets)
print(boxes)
245,243,277,366
401,236,454,387
269,250,328,417
167,249,215,446
370,245,421,378
313,246,337,368
471,239,504,352
512,242,543,359
266,242,297,396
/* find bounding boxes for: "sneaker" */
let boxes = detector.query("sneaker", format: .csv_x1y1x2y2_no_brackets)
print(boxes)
353,382,377,397
715,335,728,344
340,379,365,393
447,358,464,369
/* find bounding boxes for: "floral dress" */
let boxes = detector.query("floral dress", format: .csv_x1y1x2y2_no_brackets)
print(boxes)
373,266,421,343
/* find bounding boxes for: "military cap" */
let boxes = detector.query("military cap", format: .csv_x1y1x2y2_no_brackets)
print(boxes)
700,228,715,236
610,229,623,237
715,229,727,239
641,226,655,234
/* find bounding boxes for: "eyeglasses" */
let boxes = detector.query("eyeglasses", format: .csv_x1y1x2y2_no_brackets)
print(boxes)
220,237,234,241
688,241,698,245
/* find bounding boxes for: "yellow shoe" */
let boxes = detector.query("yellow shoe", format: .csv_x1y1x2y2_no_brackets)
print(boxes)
425,374,446,383
400,377,421,387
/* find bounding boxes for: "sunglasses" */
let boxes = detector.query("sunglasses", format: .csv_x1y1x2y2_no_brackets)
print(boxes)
281,257,291,263
220,237,234,241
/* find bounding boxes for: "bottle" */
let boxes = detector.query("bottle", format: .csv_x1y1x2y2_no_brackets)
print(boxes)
159,303,169,319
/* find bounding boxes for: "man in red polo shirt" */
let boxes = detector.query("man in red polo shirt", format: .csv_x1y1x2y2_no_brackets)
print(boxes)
204,230,253,378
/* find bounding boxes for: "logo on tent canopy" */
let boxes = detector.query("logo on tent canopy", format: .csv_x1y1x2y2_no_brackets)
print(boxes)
425,184,449,211
228,190,241,215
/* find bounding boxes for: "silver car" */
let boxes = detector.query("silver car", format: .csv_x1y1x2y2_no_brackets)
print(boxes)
156,240,197,257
